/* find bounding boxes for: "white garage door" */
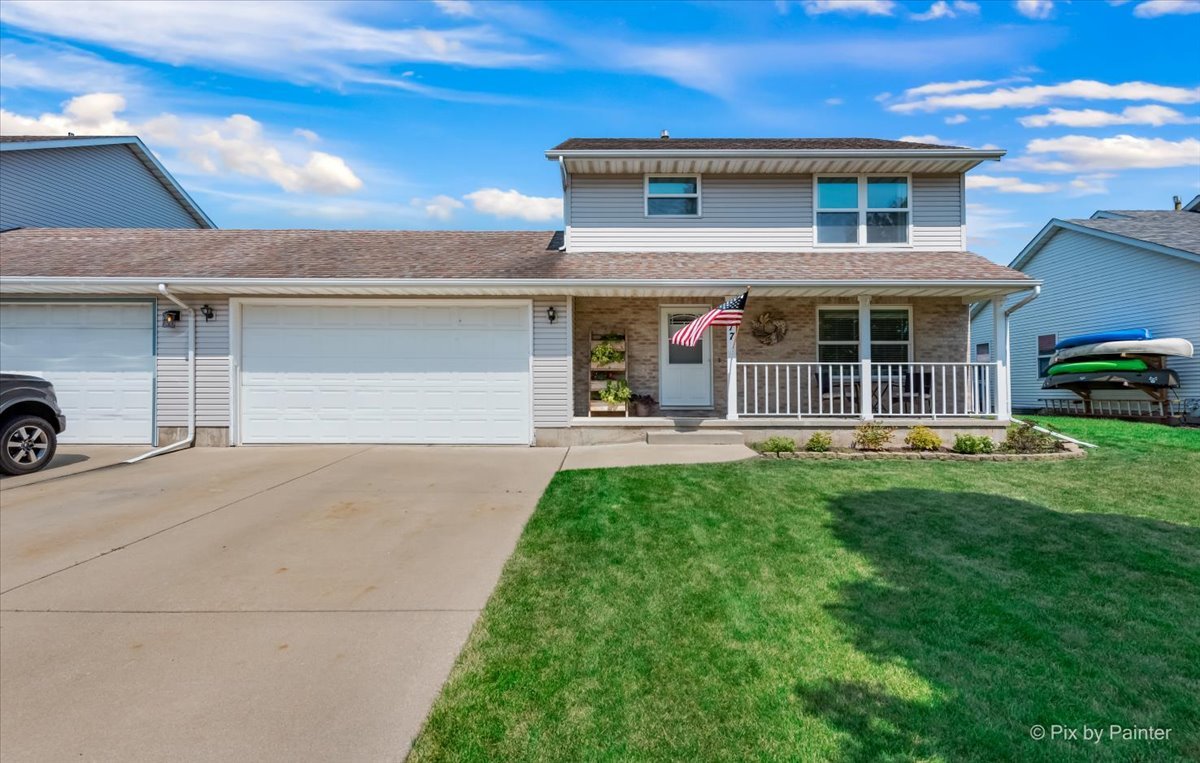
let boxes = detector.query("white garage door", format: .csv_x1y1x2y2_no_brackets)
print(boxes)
0,302,155,443
238,301,532,444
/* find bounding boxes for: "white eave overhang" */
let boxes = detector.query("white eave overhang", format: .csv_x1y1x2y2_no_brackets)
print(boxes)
544,148,1006,175
0,276,1038,300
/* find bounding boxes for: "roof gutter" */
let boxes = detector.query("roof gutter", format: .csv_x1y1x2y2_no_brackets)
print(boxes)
125,284,194,463
546,148,1006,161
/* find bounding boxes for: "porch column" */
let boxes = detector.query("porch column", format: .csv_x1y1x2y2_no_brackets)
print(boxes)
992,296,1011,421
858,295,873,420
726,325,739,420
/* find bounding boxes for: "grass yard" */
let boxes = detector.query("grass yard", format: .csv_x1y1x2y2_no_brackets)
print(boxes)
410,418,1200,762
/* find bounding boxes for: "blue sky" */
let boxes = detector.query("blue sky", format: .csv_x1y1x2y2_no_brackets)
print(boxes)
1,0,1198,262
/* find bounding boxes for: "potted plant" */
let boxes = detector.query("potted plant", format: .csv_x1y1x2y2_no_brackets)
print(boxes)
631,393,656,417
590,340,625,368
598,379,632,409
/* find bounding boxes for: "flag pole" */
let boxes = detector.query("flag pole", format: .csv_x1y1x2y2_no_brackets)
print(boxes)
726,286,749,420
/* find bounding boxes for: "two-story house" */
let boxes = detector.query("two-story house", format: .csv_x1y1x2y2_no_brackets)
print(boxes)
0,136,1036,448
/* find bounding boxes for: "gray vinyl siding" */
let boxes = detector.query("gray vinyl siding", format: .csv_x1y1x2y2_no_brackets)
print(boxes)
0,145,202,229
970,228,1200,408
532,296,572,427
156,297,231,429
566,173,963,252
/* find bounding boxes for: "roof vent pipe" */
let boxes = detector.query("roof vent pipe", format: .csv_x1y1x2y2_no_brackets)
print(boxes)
1174,195,1182,211
660,129,669,140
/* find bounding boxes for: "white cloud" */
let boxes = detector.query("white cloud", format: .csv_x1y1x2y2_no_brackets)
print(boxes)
293,128,320,143
825,97,844,105
1018,104,1200,127
0,41,138,94
412,194,465,221
1020,134,1200,172
0,93,363,195
802,0,896,15
0,0,542,94
911,1,979,20
898,134,953,145
1068,173,1114,196
902,79,1006,97
1132,0,1200,16
889,79,1200,112
967,174,1060,193
965,202,1030,248
464,188,562,221
1015,0,1055,19
945,114,970,124
433,0,476,18
953,0,982,11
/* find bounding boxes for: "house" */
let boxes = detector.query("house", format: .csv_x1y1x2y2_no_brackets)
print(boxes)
0,136,1037,447
970,196,1200,421
0,135,214,230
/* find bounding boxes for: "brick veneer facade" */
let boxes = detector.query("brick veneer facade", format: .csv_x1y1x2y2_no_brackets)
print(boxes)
572,296,968,417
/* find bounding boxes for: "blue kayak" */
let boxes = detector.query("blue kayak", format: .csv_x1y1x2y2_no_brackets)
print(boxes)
1055,328,1151,350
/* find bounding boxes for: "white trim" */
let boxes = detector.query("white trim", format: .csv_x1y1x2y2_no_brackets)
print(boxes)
816,304,913,363
812,173,913,249
658,304,714,409
547,147,1006,160
229,297,534,446
644,173,702,218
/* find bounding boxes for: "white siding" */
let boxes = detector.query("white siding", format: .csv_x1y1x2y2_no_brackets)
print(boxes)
970,229,1200,409
532,296,571,427
567,173,964,251
156,297,231,429
0,145,203,229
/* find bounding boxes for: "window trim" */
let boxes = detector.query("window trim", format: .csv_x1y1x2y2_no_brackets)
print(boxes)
816,305,914,363
813,173,913,248
644,173,702,218
1036,333,1057,378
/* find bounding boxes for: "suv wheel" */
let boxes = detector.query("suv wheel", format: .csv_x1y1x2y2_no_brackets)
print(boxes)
1,415,58,475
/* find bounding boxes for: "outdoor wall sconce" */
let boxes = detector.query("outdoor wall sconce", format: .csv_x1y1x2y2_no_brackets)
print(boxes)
200,304,216,322
546,306,558,324
162,310,181,328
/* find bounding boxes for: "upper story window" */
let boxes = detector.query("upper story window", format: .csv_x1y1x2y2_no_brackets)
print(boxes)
646,176,700,216
816,176,910,246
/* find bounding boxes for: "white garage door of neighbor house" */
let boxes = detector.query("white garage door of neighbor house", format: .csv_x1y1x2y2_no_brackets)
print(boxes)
238,302,532,444
0,302,155,443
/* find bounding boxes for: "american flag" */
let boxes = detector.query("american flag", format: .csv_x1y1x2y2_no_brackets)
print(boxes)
670,291,749,347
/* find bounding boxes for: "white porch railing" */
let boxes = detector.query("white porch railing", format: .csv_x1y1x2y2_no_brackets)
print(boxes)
733,361,998,418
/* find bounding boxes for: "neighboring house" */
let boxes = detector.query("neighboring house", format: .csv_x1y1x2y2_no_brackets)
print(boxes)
970,196,1200,419
0,136,1036,446
0,135,213,230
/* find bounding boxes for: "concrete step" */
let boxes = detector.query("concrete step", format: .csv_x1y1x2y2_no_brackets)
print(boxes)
645,430,745,445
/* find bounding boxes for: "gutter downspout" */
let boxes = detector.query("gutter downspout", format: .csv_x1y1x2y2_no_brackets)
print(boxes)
125,284,195,463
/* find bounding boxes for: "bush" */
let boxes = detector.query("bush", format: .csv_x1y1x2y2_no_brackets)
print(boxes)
598,379,632,405
904,425,942,452
1003,420,1062,453
757,436,796,453
804,431,833,452
589,341,625,367
852,422,895,451
952,434,995,454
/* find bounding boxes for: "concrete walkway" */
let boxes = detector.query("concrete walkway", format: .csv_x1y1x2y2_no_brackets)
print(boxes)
560,442,758,471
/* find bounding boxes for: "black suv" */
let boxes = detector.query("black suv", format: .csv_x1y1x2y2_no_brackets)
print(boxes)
0,374,67,475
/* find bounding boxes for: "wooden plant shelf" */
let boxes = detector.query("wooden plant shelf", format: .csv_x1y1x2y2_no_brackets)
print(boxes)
589,329,629,418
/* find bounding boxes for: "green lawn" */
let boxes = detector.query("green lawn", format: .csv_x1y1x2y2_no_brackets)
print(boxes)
410,418,1200,762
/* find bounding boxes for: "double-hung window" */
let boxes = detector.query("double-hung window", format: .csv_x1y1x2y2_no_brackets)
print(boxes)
816,176,910,245
817,308,912,363
1037,334,1057,378
646,176,700,216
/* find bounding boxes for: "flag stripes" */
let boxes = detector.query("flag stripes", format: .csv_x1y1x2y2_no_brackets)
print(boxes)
669,291,749,347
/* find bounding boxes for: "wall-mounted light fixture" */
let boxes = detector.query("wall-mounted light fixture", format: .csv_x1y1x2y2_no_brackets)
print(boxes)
546,306,558,324
162,310,181,329
200,304,215,322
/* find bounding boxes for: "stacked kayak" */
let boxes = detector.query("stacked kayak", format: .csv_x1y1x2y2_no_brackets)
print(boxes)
1043,328,1191,394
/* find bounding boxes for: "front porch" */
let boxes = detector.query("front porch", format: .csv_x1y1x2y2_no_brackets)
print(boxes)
554,292,1017,446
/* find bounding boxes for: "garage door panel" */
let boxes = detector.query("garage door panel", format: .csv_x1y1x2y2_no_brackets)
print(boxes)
1,303,154,444
239,302,531,444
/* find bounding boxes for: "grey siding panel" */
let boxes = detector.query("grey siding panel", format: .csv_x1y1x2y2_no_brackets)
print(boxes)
156,297,231,429
0,145,202,229
911,174,963,250
969,229,1200,408
568,173,963,251
532,296,571,427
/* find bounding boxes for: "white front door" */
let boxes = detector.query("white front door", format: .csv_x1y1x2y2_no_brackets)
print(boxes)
660,307,713,408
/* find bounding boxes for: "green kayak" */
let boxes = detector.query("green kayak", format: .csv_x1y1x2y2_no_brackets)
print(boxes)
1047,358,1148,376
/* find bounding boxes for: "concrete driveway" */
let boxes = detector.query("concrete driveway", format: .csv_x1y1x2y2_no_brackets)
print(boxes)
0,445,565,762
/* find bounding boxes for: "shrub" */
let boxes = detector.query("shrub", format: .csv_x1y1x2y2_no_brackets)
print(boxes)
852,422,895,451
804,431,833,452
904,425,942,452
757,436,797,453
598,379,632,405
1003,420,1062,453
589,341,625,367
952,434,995,454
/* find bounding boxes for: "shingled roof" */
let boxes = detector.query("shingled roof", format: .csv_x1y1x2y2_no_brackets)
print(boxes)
0,228,1030,284
1069,212,1200,256
551,137,968,151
